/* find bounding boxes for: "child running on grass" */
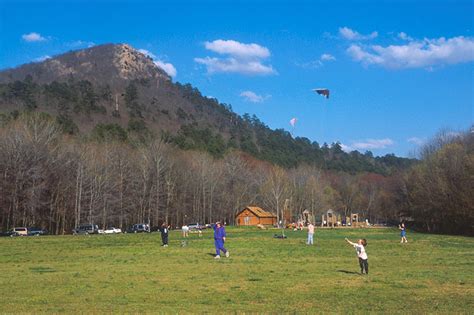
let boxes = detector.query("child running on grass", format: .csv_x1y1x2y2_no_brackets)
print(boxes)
345,238,368,275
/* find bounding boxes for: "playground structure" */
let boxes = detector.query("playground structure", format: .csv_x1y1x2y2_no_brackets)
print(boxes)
321,209,337,227
321,210,361,228
350,213,360,227
302,209,312,225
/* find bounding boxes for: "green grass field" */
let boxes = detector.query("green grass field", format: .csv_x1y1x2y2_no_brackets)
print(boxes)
0,227,472,313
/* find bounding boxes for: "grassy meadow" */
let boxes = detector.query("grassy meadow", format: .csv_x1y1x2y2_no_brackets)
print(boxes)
0,227,473,313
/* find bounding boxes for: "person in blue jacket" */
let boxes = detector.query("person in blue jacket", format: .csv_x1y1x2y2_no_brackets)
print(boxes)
213,221,229,259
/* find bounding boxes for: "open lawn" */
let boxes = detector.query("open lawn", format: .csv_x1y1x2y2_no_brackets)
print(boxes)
0,227,473,313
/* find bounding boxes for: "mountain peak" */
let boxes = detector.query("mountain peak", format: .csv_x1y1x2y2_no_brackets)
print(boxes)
0,43,170,86
108,43,168,80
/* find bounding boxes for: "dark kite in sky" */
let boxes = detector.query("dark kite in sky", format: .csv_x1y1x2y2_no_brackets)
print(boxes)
313,88,330,99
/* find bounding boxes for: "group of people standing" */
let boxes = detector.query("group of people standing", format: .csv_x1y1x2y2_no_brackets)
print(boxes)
157,221,230,259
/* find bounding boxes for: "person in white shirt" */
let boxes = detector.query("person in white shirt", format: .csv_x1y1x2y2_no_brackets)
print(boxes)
182,225,189,238
345,238,368,274
307,222,315,245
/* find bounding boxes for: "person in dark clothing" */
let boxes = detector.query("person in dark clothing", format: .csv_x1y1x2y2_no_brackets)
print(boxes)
159,223,170,247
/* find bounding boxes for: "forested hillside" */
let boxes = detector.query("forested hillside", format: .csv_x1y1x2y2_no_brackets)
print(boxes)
0,43,414,173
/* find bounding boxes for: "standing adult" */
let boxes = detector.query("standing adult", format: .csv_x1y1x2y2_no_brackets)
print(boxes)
307,222,315,245
159,223,170,247
213,221,229,259
399,222,408,243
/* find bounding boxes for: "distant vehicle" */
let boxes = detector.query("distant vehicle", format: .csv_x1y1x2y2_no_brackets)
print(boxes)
12,227,28,236
187,223,203,230
103,227,122,234
27,227,48,236
73,224,100,235
0,230,17,237
128,223,150,233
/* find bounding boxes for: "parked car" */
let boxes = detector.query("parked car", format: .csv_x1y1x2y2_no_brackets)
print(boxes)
0,230,17,237
128,223,150,233
73,224,100,235
27,227,48,236
12,227,28,236
103,227,122,234
187,223,203,230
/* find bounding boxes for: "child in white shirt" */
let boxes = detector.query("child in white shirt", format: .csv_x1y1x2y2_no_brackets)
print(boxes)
345,238,368,274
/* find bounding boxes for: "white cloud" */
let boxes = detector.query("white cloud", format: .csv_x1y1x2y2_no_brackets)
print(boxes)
340,143,354,152
347,36,474,69
339,27,378,41
195,39,276,76
139,48,177,77
320,53,336,61
296,60,323,69
22,32,46,42
296,53,336,69
239,90,270,103
446,131,461,137
195,57,275,75
407,137,426,145
154,60,177,77
68,40,95,48
138,49,156,59
351,138,394,150
205,39,270,59
33,55,51,62
398,32,413,41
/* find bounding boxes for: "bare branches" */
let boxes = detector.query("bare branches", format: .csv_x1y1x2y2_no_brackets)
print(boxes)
0,116,471,235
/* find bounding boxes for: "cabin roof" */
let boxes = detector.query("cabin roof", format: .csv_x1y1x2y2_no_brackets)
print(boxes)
236,206,276,218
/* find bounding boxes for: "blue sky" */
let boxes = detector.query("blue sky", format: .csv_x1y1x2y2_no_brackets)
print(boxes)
1,0,473,157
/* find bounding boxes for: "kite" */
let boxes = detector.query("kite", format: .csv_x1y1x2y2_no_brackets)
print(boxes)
313,88,330,99
290,117,297,127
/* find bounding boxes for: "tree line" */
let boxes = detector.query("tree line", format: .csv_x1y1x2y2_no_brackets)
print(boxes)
405,129,473,235
0,113,472,235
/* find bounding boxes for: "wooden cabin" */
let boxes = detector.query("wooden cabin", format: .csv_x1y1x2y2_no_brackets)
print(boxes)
235,206,277,226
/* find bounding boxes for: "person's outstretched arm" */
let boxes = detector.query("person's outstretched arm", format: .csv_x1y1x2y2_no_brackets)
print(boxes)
345,238,356,246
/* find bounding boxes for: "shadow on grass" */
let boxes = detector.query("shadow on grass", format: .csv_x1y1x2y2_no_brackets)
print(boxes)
337,269,360,275
30,266,56,273
206,253,216,257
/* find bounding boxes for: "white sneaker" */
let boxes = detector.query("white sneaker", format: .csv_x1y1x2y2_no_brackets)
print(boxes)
225,251,230,258
214,255,220,259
